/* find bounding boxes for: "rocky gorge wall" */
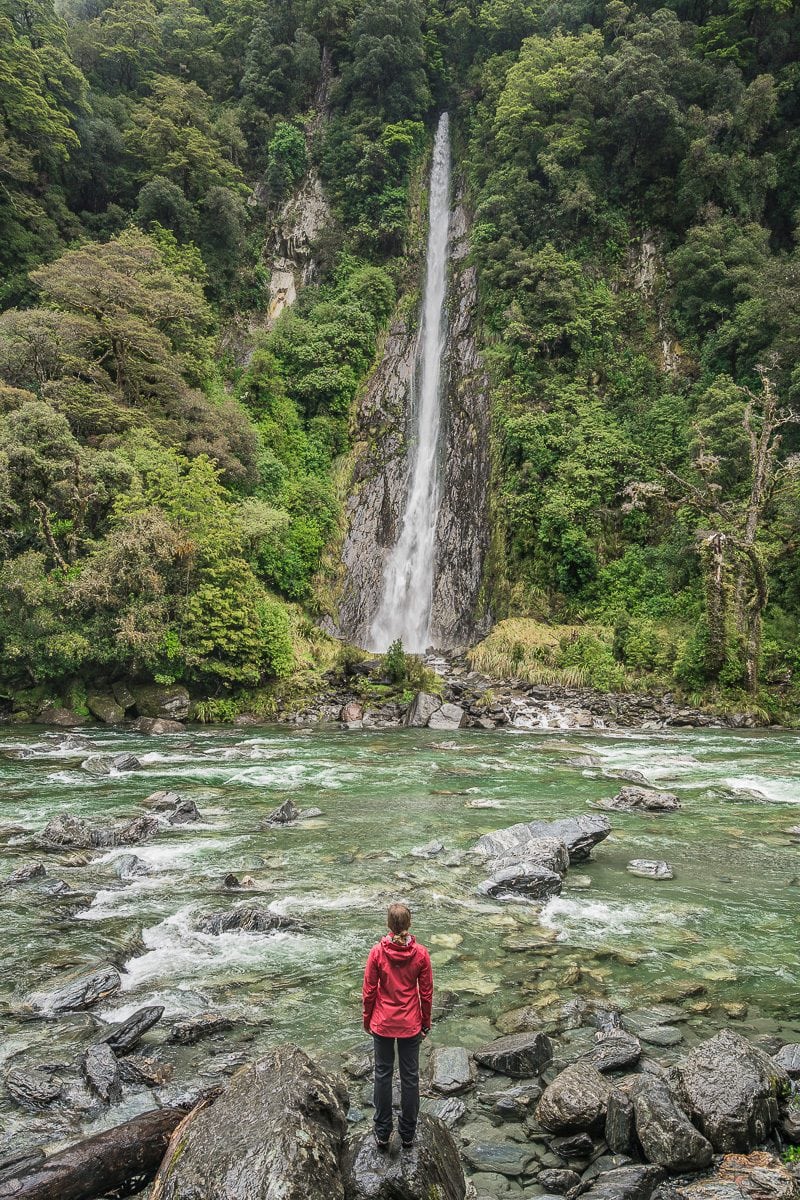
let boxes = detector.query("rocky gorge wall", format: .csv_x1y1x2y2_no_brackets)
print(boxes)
335,188,491,652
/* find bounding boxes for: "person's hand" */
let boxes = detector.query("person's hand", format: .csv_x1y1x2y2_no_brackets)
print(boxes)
421,1027,430,1039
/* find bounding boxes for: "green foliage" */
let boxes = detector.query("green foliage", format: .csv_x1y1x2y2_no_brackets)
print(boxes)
382,639,407,684
265,122,307,203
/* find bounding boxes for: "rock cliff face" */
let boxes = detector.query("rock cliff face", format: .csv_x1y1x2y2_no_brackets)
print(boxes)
336,189,490,651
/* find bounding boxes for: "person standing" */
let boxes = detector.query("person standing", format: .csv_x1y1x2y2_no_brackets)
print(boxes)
362,902,433,1149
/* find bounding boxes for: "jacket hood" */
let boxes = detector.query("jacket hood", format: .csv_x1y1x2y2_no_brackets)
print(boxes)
380,934,418,960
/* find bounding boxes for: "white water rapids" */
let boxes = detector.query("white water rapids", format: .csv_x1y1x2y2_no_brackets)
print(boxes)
370,113,451,652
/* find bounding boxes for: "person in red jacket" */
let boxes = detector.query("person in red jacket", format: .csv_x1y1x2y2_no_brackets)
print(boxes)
362,902,433,1149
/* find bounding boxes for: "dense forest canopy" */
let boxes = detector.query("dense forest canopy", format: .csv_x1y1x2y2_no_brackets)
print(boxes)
1,0,799,717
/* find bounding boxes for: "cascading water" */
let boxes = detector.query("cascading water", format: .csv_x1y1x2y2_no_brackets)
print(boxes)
370,113,451,653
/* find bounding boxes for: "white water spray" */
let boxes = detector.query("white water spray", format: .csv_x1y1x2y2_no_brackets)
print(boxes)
370,113,451,652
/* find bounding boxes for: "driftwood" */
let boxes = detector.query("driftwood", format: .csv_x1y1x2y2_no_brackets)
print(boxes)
0,1105,191,1200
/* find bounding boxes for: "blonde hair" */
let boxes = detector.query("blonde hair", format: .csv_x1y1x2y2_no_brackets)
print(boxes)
387,902,411,936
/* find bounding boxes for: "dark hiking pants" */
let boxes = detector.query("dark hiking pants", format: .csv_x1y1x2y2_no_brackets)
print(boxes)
372,1032,421,1142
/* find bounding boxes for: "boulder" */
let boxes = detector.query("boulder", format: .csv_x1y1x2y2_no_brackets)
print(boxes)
100,1005,164,1055
168,1012,234,1045
83,1043,122,1103
112,681,137,710
340,701,364,724
344,1113,465,1200
492,837,570,876
538,1169,582,1193
550,1132,595,1160
152,1046,348,1200
639,1026,683,1048
420,1095,466,1127
478,862,563,902
29,965,121,1013
428,703,465,731
404,692,442,728
677,1030,789,1152
490,1081,542,1118
86,693,125,724
34,706,84,727
168,798,201,825
473,1032,553,1078
112,854,150,880
3,862,46,886
265,798,301,825
583,1165,666,1200
429,1046,475,1094
131,684,190,721
118,1055,173,1087
38,813,94,849
653,1153,799,1200
589,1031,642,1073
536,1062,612,1133
606,1089,640,1157
600,788,680,813
143,789,183,810
627,861,674,880
474,815,610,865
5,1067,63,1108
132,717,186,733
411,839,445,858
82,751,142,775
632,1076,713,1171
774,1045,800,1078
197,906,307,936
462,1138,537,1176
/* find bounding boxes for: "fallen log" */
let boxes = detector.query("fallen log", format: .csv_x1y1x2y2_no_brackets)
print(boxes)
0,1104,191,1200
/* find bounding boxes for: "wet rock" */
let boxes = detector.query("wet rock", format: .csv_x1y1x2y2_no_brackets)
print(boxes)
168,1012,234,1044
341,701,364,724
654,1153,799,1200
722,1002,749,1021
86,693,125,724
405,692,443,727
112,854,149,880
600,787,680,813
34,706,85,727
489,1081,543,1118
131,684,190,721
118,1055,173,1087
589,1031,642,1073
606,1089,640,1157
496,1005,547,1036
223,873,242,888
463,1139,537,1177
0,1147,46,1185
344,1113,465,1199
421,1095,467,1126
100,1005,165,1055
474,1032,553,1078
167,797,201,824
197,905,307,935
3,861,46,885
639,1026,683,1048
474,815,611,865
677,1030,789,1152
265,798,301,825
428,703,466,730
632,1076,713,1171
584,1165,666,1200
152,1045,348,1200
411,839,445,858
5,1066,63,1108
132,717,186,733
774,1044,800,1077
478,862,563,902
536,1062,612,1133
429,1046,475,1094
627,860,674,880
538,1168,582,1193
37,812,95,848
493,837,570,876
29,964,121,1013
81,752,142,775
83,1043,122,1103
551,1132,595,1160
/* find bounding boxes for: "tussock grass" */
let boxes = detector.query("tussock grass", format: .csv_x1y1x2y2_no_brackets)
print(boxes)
468,618,613,688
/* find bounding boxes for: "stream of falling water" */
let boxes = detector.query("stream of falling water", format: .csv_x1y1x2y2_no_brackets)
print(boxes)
370,113,451,652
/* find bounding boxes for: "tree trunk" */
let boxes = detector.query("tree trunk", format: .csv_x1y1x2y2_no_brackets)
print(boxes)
701,530,728,680
0,1105,191,1200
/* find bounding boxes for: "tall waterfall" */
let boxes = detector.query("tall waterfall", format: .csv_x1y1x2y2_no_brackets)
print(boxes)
370,113,451,653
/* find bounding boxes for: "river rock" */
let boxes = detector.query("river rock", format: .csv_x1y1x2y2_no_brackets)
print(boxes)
133,716,186,733
627,860,674,880
430,1046,475,1094
3,862,46,885
474,1032,553,1078
774,1044,800,1077
344,1113,465,1199
589,1030,642,1072
152,1046,348,1200
677,1030,789,1151
82,751,142,775
112,853,150,879
474,815,611,865
421,1095,467,1126
428,703,465,730
632,1076,713,1171
131,684,190,721
29,964,121,1013
536,1062,612,1132
478,862,564,901
83,1043,122,1103
265,798,301,824
405,692,443,727
168,1012,234,1044
34,706,84,727
100,1005,165,1055
86,693,125,724
411,839,445,858
197,905,307,935
143,789,182,810
490,1081,543,1118
5,1067,63,1108
639,1026,683,1047
538,1169,582,1193
341,701,364,724
168,797,201,824
583,1165,667,1200
654,1152,799,1200
606,1089,640,1156
493,837,570,876
462,1139,537,1176
601,788,680,813
118,1055,172,1086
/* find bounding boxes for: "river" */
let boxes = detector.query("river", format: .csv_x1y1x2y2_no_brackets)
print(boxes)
1,722,799,1150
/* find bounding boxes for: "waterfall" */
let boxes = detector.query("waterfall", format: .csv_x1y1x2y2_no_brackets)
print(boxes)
370,113,451,653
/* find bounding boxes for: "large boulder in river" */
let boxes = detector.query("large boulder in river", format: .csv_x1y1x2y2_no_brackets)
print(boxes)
428,703,465,731
343,1113,465,1200
29,964,121,1013
86,693,125,724
197,905,308,935
474,815,610,865
536,1061,612,1132
38,811,161,850
474,1031,553,1078
677,1030,789,1152
404,692,442,727
34,706,84,727
652,1152,799,1200
631,1076,713,1171
100,1005,164,1055
131,683,190,721
478,861,563,901
151,1045,348,1200
599,787,680,813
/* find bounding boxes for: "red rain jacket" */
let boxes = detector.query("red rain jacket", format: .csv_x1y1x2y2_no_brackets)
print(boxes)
362,934,433,1038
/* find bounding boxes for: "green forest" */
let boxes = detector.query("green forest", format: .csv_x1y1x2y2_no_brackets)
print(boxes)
1,0,799,720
